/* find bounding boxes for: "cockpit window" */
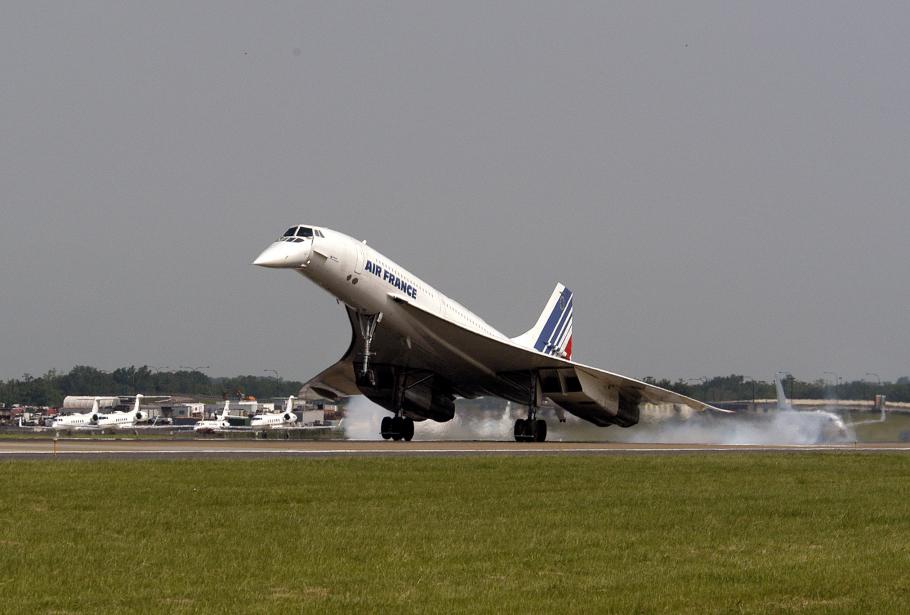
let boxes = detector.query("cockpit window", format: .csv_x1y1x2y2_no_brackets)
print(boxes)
280,226,314,242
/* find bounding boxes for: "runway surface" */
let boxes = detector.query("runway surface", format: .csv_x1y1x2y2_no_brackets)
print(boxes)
2,439,910,459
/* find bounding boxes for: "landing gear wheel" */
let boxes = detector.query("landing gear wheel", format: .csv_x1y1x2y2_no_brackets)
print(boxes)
401,418,414,442
514,418,526,442
380,416,393,440
391,416,403,441
534,419,547,442
523,419,535,441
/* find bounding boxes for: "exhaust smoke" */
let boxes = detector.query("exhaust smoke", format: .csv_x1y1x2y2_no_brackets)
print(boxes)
342,398,855,444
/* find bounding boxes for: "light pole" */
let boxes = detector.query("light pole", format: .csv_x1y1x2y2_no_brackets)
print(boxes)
264,369,282,396
743,377,759,409
866,372,882,405
823,371,838,401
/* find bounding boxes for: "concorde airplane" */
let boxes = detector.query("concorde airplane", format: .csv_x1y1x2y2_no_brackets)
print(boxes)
253,225,722,442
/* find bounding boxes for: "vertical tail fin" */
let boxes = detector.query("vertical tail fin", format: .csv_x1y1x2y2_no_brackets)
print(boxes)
131,394,144,416
220,400,230,419
774,373,792,411
511,283,574,359
284,396,295,413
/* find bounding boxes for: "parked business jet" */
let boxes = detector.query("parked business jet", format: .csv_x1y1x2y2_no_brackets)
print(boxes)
250,396,298,431
52,398,103,431
254,225,722,442
773,371,887,437
97,394,147,431
194,401,234,433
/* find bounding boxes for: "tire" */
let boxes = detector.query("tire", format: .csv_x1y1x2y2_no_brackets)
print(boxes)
380,416,392,440
534,419,547,442
514,419,525,442
391,416,403,441
402,418,415,442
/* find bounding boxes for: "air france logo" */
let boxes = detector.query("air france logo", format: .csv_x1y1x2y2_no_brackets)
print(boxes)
364,260,418,299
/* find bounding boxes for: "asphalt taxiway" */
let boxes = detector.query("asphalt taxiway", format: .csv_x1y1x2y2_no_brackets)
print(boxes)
1,439,909,459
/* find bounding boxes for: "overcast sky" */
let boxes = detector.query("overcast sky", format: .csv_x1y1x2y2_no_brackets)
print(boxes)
2,2,908,384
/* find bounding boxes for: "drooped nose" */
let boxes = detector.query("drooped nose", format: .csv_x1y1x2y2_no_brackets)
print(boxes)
252,241,311,268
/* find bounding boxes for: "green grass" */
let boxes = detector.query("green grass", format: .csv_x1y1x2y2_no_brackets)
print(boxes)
1,454,909,614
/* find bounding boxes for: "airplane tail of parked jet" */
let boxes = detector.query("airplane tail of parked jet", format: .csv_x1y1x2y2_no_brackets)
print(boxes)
511,283,574,360
284,395,295,414
219,400,230,419
130,394,146,421
774,372,793,411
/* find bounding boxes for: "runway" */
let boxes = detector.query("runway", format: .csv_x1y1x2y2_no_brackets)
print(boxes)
1,438,909,459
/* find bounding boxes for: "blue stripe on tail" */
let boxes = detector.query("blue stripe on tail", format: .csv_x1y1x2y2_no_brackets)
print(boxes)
534,287,573,354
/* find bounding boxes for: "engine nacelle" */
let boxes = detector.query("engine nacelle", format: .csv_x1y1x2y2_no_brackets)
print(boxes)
613,394,640,428
356,364,455,423
135,411,147,422
401,385,455,423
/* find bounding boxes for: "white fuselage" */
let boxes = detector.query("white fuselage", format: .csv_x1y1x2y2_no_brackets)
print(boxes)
193,418,231,432
52,414,99,430
97,412,139,430
254,227,508,351
250,413,296,430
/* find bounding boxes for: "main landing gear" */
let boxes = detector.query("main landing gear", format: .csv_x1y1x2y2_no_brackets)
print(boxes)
380,416,414,441
514,417,547,442
513,370,547,442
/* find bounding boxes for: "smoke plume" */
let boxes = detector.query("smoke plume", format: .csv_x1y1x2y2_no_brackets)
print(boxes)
343,397,856,444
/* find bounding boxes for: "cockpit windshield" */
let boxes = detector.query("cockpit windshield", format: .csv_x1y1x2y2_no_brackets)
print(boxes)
280,226,314,242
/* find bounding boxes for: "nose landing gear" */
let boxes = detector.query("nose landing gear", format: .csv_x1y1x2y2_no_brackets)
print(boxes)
355,311,382,379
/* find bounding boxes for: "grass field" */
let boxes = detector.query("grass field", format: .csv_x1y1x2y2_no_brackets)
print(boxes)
1,454,909,614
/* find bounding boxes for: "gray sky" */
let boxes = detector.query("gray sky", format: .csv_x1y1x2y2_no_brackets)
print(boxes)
2,2,908,384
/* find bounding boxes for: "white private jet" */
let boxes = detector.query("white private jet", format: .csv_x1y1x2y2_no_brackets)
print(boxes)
250,396,298,431
194,401,234,433
97,394,148,432
773,371,886,437
52,398,103,431
254,225,722,442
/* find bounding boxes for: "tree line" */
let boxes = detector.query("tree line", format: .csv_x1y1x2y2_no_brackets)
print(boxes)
643,374,910,404
2,366,908,407
0,365,304,407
